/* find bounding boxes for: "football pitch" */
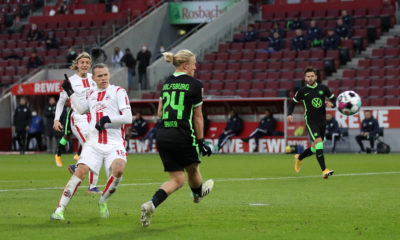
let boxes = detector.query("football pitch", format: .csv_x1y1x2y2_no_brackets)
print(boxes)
0,153,399,240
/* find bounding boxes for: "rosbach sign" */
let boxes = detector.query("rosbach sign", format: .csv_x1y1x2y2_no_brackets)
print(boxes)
169,1,234,24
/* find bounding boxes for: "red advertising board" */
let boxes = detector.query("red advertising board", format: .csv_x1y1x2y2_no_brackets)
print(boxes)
11,80,63,96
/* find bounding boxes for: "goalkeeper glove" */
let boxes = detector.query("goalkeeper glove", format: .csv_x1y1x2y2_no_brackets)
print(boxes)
196,139,212,157
62,74,74,97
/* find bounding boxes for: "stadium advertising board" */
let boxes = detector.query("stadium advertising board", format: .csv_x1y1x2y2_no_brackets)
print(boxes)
11,80,63,96
169,1,234,24
327,108,400,129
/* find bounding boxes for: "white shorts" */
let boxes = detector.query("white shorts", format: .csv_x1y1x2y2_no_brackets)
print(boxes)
71,112,89,146
77,143,127,177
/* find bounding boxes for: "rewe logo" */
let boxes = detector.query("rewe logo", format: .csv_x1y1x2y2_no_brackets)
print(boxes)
34,82,61,93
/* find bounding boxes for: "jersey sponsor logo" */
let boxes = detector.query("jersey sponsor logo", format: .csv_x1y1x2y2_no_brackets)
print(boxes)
304,93,309,96
164,121,178,128
311,98,323,108
319,90,324,95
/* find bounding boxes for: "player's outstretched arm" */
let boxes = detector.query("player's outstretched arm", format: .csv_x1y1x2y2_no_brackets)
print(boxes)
193,105,212,156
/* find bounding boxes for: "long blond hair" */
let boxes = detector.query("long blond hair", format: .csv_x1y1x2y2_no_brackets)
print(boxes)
163,49,195,67
70,52,92,70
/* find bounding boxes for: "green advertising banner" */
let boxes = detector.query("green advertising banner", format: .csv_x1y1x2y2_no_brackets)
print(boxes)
169,1,235,24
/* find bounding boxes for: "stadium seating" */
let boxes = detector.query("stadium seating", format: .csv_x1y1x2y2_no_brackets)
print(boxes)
0,0,161,89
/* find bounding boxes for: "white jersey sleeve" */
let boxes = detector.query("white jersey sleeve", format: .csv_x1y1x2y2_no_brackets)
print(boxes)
54,91,68,121
70,93,89,114
108,87,132,124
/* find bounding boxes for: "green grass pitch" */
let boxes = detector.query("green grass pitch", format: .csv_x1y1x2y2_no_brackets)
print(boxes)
0,153,399,240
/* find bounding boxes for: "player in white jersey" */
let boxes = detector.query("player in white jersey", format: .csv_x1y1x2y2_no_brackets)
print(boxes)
50,63,132,221
53,52,101,194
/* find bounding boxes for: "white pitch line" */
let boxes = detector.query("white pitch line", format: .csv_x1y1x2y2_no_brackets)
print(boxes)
0,171,400,193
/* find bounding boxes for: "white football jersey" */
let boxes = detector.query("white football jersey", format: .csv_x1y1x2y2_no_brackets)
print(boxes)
55,73,96,122
85,85,131,146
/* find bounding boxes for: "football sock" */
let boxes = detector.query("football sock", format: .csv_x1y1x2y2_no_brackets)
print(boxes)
89,171,99,189
191,184,203,196
316,149,326,171
151,189,168,208
56,137,68,156
99,175,121,203
299,147,314,160
56,175,81,212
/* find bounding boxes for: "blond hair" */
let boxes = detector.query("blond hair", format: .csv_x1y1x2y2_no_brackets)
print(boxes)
70,52,92,70
163,49,195,67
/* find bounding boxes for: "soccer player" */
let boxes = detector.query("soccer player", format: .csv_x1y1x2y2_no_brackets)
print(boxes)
287,67,336,179
53,52,101,193
50,63,132,220
140,50,213,227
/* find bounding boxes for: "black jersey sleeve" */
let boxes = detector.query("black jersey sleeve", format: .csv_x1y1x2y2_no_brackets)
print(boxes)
293,88,304,103
324,85,336,107
193,80,203,108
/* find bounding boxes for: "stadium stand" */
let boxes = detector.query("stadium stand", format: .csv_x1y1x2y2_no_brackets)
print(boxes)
142,2,397,101
0,0,161,91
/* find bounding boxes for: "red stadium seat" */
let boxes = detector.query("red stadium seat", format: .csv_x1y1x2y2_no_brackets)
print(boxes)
367,18,382,28
341,39,354,49
198,72,212,81
282,51,296,60
264,90,278,97
301,10,313,19
357,79,370,88
279,81,294,90
255,52,269,61
357,69,371,78
370,88,385,97
239,72,253,81
267,72,280,80
296,60,310,69
357,59,371,68
370,98,385,106
297,50,311,59
328,80,340,89
386,69,400,78
213,72,226,81
236,90,249,98
227,62,240,71
229,52,242,61
386,78,399,87
370,58,385,68
214,62,227,71
216,52,228,61
269,61,281,71
241,62,254,71
371,69,385,78
231,42,243,51
249,90,263,98
385,58,400,67
242,52,255,61
259,22,272,30
355,88,369,97
238,81,251,90
310,50,324,59
210,81,224,91
341,79,356,88
282,61,296,70
256,41,268,50
386,37,400,46
254,62,268,71
254,72,267,80
281,71,294,80
371,79,385,86
199,63,213,72
371,48,385,58
266,81,279,89
224,82,238,90
385,48,399,58
218,43,229,52
251,81,265,89
326,50,340,60
270,51,283,60
313,10,326,19
244,42,257,50
353,29,367,38
226,72,239,81
385,98,400,106
354,18,367,27
354,8,367,17
203,53,216,61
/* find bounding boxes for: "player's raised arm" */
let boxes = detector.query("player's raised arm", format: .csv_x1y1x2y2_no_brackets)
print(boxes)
63,74,89,114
